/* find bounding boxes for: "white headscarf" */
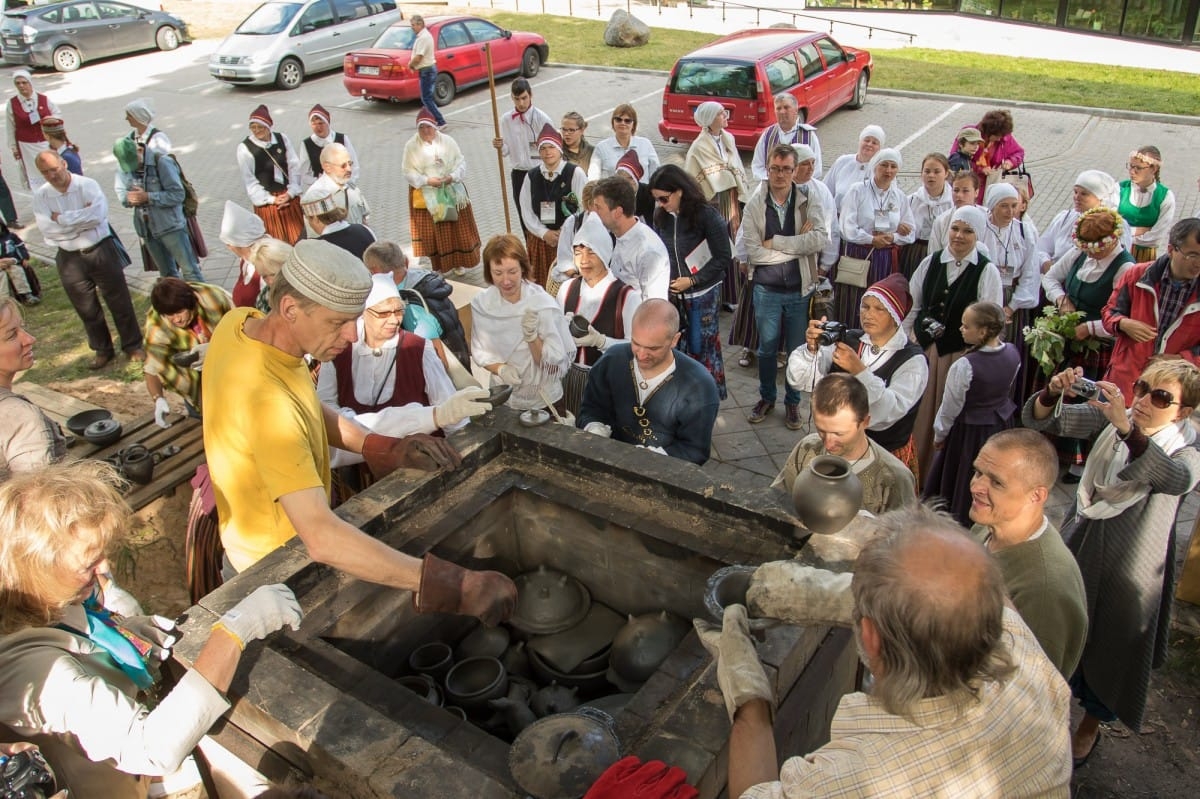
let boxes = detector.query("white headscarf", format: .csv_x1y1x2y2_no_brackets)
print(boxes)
983,182,1019,211
693,101,725,131
219,200,266,248
859,125,886,147
950,205,988,238
1074,170,1119,208
125,99,154,126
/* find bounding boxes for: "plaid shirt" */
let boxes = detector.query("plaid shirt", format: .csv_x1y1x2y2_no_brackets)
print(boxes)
143,283,233,407
742,609,1071,799
1156,268,1199,345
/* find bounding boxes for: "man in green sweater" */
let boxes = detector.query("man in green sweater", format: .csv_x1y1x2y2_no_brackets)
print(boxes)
969,428,1087,678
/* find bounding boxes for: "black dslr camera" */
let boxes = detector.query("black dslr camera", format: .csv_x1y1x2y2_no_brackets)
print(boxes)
921,317,947,341
0,748,56,799
816,321,862,348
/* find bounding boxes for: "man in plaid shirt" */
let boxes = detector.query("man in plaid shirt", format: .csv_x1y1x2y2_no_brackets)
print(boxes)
143,277,232,426
697,504,1072,798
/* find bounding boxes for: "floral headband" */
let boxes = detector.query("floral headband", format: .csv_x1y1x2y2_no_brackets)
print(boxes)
1071,207,1123,256
1128,149,1161,167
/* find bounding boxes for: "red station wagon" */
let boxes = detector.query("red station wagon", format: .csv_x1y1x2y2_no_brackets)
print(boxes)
343,15,548,105
659,29,872,151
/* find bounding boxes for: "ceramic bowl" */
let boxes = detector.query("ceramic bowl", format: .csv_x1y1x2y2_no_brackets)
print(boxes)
83,418,122,447
66,408,112,436
455,625,510,661
408,641,454,683
444,657,508,709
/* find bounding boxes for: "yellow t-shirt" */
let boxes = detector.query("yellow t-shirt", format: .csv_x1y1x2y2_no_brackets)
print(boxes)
202,307,330,571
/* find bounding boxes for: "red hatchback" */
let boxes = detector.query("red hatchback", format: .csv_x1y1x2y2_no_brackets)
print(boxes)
659,29,871,151
343,15,548,105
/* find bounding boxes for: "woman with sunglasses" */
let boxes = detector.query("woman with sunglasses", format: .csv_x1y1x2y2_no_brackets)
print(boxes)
648,164,731,400
587,104,660,184
1023,358,1200,769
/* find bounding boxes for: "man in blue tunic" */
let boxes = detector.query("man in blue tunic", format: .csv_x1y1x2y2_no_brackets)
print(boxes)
578,299,720,465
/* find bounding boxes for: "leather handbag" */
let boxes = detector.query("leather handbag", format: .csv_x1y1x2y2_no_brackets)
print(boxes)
835,249,873,289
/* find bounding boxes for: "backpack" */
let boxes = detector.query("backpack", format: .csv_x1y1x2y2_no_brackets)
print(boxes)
145,129,199,217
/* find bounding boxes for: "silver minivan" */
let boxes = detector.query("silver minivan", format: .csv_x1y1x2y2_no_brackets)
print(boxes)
209,0,400,90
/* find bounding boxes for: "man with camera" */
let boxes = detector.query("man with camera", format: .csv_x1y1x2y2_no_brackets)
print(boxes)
787,273,928,473
774,373,916,514
742,144,830,429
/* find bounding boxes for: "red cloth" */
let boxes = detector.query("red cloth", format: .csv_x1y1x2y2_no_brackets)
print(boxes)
583,756,698,799
9,94,53,143
1102,257,1200,399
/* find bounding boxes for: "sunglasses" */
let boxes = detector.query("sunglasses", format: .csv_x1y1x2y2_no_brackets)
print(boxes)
612,116,634,124
1133,380,1181,409
366,307,404,319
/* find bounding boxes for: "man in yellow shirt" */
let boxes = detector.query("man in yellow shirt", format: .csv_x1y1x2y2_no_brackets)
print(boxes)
203,239,514,624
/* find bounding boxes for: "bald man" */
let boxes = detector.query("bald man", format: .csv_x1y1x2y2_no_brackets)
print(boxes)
969,429,1087,678
578,298,719,465
699,504,1072,798
305,142,370,227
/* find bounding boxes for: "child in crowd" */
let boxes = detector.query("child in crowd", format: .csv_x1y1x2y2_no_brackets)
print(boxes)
923,301,1020,525
1118,145,1176,262
948,126,983,174
0,222,39,306
902,153,954,278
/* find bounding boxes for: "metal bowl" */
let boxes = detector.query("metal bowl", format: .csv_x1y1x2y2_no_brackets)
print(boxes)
66,408,112,436
82,418,122,447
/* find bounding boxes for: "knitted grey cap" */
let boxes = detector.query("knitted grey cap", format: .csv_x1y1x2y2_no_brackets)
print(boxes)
281,239,372,314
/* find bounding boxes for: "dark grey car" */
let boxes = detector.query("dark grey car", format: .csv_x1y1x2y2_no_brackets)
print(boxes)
1,0,189,72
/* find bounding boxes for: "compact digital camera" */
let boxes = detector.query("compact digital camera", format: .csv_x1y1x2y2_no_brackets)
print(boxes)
816,321,862,348
1070,378,1100,400
922,317,947,341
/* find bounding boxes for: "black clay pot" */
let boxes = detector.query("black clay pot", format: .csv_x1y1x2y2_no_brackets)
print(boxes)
119,444,154,485
792,455,863,534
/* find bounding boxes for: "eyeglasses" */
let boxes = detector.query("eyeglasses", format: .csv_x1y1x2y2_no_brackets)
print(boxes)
1173,248,1200,264
767,165,794,174
1133,380,1180,409
612,116,634,124
560,127,580,133
652,193,672,205
1126,162,1152,172
366,308,404,319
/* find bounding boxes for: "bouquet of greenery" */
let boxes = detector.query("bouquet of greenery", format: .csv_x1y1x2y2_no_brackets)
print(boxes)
1023,306,1100,378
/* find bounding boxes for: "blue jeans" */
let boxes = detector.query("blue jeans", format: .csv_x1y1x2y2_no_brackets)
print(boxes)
418,68,446,126
146,228,204,283
754,283,809,405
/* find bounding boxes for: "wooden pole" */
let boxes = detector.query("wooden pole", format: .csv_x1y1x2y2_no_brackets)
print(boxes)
485,43,512,234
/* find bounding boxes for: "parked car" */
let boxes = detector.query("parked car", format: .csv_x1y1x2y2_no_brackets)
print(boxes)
210,0,401,90
1,0,188,72
343,15,548,105
658,29,872,151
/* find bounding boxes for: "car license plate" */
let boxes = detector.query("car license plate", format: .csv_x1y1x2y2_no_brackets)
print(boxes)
358,65,380,76
218,69,236,77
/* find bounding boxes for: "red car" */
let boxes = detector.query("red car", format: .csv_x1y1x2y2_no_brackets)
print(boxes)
659,29,872,151
343,15,548,105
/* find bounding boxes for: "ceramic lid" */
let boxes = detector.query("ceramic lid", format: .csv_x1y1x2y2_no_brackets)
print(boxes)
510,566,591,636
508,708,621,799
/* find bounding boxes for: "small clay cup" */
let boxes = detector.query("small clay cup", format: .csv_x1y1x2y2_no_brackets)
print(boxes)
408,641,454,683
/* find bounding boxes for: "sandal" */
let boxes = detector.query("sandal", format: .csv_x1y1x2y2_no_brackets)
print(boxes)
738,350,753,368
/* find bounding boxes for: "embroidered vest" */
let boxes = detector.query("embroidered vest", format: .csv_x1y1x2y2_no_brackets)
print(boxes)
242,134,290,195
832,343,926,451
526,162,578,230
763,124,812,154
916,251,990,355
332,332,428,414
563,277,634,366
1065,249,1134,322
303,132,346,178
9,95,52,143
320,224,375,261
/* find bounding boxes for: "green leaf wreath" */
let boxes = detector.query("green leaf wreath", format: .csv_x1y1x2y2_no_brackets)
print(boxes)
1023,305,1102,378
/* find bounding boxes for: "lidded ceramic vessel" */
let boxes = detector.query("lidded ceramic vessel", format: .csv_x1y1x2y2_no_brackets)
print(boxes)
607,611,688,688
508,708,621,799
792,454,863,534
509,566,591,636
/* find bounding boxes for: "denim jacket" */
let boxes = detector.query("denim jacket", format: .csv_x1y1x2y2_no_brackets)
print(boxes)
115,151,186,239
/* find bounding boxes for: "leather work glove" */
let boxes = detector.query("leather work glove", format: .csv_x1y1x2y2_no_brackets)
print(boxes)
413,552,517,627
583,755,699,799
746,561,855,627
521,309,540,342
433,386,491,428
583,422,613,438
693,604,774,722
120,614,178,662
497,363,523,386
362,432,463,478
214,583,303,651
153,396,172,429
572,324,607,350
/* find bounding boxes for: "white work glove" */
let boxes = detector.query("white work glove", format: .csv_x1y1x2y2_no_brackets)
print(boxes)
572,324,607,350
497,364,523,386
636,445,669,456
746,561,855,627
215,583,303,650
120,614,178,662
99,573,144,617
190,342,209,370
521,309,540,343
434,386,491,428
154,396,172,429
584,422,612,438
693,605,775,722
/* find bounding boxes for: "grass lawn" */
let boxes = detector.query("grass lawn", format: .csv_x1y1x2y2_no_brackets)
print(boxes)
18,257,150,386
487,11,1200,116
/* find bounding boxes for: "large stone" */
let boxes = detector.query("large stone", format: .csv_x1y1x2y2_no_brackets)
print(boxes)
604,10,651,48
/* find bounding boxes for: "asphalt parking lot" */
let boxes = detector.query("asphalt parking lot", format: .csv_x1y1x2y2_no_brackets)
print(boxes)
9,38,1199,296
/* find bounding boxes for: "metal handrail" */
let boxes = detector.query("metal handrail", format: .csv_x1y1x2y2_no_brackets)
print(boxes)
667,0,919,42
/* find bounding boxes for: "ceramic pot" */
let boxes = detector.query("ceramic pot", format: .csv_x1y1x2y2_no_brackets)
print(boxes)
456,625,510,661
508,707,621,799
396,674,442,706
509,567,591,636
409,641,454,683
120,444,155,485
792,454,863,534
444,657,508,709
83,418,122,447
608,611,688,687
66,408,111,436
531,683,580,718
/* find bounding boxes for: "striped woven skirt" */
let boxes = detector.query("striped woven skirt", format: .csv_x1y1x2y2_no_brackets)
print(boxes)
524,232,556,288
1131,244,1157,263
832,243,899,329
1003,287,1034,405
899,239,929,280
409,195,482,273
562,362,590,417
253,194,306,245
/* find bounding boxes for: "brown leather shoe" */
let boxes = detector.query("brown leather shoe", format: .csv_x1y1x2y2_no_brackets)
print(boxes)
127,348,147,363
87,353,113,370
748,400,774,424
785,404,802,430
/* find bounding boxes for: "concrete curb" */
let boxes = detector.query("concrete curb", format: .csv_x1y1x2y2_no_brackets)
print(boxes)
548,62,1200,127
